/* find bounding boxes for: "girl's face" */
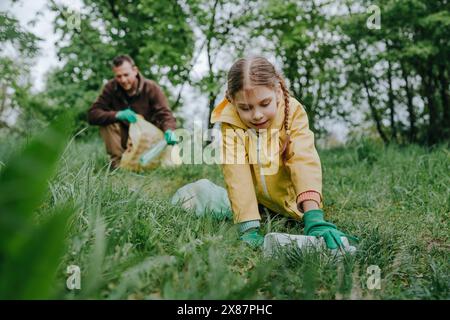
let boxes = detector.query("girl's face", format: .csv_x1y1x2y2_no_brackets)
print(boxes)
233,85,281,130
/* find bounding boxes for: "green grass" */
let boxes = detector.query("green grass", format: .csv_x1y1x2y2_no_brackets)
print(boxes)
2,135,449,299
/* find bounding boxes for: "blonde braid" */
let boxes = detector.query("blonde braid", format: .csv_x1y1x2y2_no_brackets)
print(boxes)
277,74,291,164
225,90,232,102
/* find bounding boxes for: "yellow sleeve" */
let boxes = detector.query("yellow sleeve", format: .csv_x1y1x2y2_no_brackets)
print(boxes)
285,101,323,204
220,123,261,223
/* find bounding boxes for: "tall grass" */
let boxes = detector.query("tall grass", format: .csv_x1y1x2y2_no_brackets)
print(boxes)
0,118,72,299
1,134,448,299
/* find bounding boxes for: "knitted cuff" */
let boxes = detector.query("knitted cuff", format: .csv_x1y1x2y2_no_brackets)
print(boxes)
238,220,261,234
296,190,322,213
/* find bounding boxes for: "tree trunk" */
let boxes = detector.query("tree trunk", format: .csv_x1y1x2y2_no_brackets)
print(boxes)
172,39,208,111
205,0,219,129
400,62,417,143
207,91,218,128
345,3,388,144
422,67,439,145
0,83,7,115
387,59,397,142
361,74,389,144
354,43,389,144
438,66,450,138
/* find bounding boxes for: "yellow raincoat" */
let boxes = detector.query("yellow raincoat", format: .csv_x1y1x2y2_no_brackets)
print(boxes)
210,96,323,223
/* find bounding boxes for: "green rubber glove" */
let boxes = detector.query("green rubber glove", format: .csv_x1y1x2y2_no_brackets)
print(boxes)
116,108,137,123
303,209,358,250
164,129,178,145
240,228,264,249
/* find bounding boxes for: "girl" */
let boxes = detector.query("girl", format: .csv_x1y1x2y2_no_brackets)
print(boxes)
210,56,356,249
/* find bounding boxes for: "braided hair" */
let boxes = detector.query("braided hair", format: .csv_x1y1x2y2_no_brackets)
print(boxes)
226,56,291,164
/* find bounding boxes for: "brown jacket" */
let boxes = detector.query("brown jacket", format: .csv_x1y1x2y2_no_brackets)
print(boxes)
87,73,176,131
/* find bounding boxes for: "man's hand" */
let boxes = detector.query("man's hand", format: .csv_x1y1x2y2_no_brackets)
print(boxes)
116,108,137,123
303,209,358,250
164,129,178,145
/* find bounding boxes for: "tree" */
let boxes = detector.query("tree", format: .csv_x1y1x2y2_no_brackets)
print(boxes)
45,0,196,132
185,0,259,127
336,0,450,145
253,0,349,136
0,10,40,133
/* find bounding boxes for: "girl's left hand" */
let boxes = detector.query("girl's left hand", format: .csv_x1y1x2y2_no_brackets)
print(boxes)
303,209,358,249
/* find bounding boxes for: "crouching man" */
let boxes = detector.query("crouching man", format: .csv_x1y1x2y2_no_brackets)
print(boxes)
87,55,178,169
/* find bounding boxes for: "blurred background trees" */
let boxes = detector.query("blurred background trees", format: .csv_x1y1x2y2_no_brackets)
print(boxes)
0,0,449,145
0,11,41,134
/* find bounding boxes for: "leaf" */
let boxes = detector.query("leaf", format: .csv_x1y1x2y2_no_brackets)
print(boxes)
0,207,70,299
0,115,71,252
0,115,73,299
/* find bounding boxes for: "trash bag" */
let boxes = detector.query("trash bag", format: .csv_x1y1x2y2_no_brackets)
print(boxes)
119,115,181,171
171,179,233,220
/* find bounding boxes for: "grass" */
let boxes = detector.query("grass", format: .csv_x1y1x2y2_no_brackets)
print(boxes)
1,134,449,299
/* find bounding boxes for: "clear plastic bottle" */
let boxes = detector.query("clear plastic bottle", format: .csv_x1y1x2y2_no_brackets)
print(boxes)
139,140,167,165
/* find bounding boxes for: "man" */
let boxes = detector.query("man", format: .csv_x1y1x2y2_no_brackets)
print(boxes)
88,55,178,169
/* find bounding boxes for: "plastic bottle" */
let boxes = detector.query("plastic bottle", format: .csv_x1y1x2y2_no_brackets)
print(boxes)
139,140,167,166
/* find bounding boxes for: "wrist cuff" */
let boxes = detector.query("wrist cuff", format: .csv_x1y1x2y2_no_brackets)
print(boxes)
296,190,322,212
238,220,260,234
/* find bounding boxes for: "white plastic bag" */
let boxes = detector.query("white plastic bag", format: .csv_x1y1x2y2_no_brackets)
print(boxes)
171,179,233,220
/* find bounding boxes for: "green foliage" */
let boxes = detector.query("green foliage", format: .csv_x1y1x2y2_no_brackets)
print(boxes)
0,11,40,57
44,0,196,126
185,0,258,120
3,0,450,146
354,137,383,165
1,136,447,299
0,116,73,299
252,0,341,134
336,0,450,144
0,9,42,134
